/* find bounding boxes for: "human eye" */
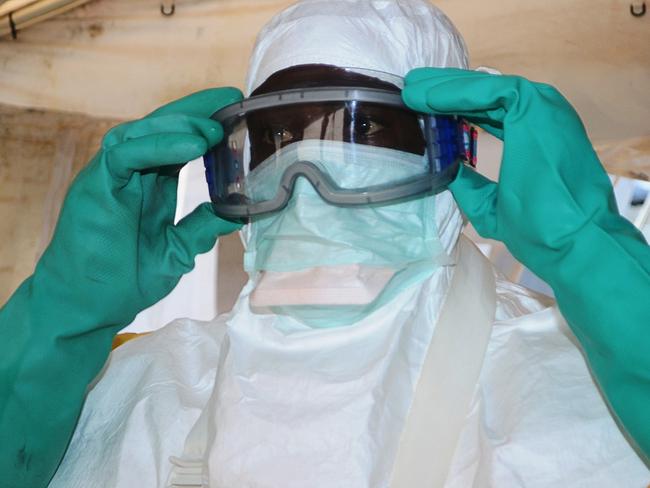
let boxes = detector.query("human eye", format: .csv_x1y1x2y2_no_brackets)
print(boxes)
263,126,295,146
354,115,385,137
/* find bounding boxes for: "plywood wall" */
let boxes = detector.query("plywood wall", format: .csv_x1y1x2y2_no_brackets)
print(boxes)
0,105,251,312
0,104,118,303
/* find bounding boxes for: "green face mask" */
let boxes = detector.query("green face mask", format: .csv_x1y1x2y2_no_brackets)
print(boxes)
244,180,442,273
242,169,456,328
243,141,452,273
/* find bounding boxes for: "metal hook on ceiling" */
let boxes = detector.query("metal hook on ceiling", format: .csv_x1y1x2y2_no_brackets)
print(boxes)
630,2,646,16
160,1,175,16
8,12,18,40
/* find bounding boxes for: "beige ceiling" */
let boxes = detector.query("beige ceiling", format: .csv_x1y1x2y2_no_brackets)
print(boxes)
0,0,648,146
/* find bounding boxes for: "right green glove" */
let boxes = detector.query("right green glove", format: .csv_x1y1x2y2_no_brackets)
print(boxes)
0,87,243,487
403,68,650,460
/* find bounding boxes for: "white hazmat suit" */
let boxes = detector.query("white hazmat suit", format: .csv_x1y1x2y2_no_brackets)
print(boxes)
50,1,648,487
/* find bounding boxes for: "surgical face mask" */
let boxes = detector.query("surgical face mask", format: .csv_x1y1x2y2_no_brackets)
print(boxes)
242,141,455,327
244,140,443,272
247,139,428,200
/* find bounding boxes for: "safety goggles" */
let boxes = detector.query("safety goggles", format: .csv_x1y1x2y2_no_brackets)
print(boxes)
203,86,477,221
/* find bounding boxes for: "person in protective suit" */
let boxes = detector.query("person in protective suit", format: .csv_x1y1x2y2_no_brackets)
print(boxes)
1,1,649,487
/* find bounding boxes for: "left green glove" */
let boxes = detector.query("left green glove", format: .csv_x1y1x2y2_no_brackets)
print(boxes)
0,87,243,487
402,67,650,460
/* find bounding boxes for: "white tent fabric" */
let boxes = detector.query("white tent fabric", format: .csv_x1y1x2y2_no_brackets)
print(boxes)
123,158,219,333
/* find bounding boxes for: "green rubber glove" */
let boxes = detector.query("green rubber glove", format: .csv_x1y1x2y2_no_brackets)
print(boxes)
0,87,243,487
403,67,650,460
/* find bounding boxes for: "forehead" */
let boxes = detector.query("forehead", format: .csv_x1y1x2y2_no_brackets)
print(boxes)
251,64,401,96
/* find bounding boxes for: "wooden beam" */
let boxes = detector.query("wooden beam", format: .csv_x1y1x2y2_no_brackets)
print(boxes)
0,0,93,37
0,0,40,18
596,136,650,181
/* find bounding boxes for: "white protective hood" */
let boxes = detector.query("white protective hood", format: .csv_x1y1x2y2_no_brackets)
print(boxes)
245,0,469,93
241,0,468,305
243,0,469,244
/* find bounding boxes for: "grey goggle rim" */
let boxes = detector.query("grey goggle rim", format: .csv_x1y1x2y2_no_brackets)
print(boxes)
211,160,460,220
210,86,411,123
208,86,457,220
